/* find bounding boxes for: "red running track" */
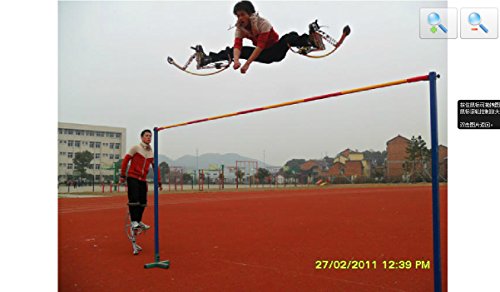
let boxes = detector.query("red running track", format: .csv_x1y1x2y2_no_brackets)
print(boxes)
59,185,447,291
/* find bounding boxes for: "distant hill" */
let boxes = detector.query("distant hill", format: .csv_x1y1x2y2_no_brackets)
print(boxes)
158,153,274,170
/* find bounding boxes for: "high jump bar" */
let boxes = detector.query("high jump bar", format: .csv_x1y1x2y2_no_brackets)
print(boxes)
157,74,435,131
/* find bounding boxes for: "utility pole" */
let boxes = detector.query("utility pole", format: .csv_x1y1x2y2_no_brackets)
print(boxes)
196,148,199,184
263,150,266,169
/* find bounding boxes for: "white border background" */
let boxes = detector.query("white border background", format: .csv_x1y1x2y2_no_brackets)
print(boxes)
1,0,499,290
449,0,500,291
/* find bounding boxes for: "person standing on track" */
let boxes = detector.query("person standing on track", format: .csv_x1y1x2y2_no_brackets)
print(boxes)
119,129,162,230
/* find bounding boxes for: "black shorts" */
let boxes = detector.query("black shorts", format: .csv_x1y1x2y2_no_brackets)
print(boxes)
127,177,147,206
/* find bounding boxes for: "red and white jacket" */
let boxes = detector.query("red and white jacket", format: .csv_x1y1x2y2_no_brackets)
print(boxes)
121,142,160,182
234,13,279,50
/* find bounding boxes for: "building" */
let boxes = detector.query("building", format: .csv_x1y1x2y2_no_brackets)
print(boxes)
385,134,448,181
439,145,448,180
344,161,363,177
328,149,371,181
58,122,126,182
385,135,410,180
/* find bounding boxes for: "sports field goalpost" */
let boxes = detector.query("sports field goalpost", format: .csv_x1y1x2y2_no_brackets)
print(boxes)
144,72,443,292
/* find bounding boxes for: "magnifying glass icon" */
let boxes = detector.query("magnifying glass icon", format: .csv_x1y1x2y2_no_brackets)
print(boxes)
428,12,448,33
468,12,489,33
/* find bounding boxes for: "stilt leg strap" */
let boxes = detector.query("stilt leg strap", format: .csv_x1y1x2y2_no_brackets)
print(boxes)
128,202,140,206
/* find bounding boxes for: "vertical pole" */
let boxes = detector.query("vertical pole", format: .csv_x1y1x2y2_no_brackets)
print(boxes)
144,127,169,269
153,128,160,262
429,72,442,292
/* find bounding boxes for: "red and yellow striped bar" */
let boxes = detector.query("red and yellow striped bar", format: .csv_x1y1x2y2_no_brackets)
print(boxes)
157,74,430,131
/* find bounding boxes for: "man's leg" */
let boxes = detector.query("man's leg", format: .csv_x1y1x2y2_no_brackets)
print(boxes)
208,32,310,65
127,178,141,224
279,32,311,48
137,180,148,225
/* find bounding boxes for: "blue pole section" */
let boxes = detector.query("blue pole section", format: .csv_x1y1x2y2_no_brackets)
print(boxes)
144,128,170,269
429,72,442,292
153,128,160,261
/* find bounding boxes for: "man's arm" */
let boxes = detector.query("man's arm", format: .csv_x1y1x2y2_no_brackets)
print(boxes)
119,146,137,182
241,31,270,73
233,38,243,69
151,163,163,190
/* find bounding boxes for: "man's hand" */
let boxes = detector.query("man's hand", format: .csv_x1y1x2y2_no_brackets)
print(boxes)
119,176,125,184
233,60,241,70
159,184,163,191
241,62,250,74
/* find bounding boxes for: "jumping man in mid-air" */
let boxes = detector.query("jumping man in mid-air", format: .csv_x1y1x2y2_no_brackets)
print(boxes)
190,0,350,74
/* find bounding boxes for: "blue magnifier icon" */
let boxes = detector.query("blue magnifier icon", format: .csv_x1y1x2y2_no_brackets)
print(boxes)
428,12,448,33
468,12,489,33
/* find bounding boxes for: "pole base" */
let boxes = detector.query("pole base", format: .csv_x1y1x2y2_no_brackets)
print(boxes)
144,260,170,269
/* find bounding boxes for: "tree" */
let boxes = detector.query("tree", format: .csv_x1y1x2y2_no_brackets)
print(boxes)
73,151,93,180
182,173,193,184
255,168,270,182
159,162,169,183
283,159,305,174
235,169,245,181
405,135,431,182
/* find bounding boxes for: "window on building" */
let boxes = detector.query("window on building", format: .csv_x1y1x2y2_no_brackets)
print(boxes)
59,140,63,144
116,133,121,138
58,128,62,134
68,140,74,147
89,164,94,169
76,130,83,136
109,143,114,149
67,163,73,169
86,130,95,136
96,132,104,137
95,164,100,170
115,143,120,149
96,142,101,148
63,129,69,134
75,141,81,147
89,142,95,148
115,154,120,159
94,153,100,159
109,133,114,138
68,129,74,135
68,152,73,158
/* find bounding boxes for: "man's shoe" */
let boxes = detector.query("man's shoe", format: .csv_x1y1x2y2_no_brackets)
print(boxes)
191,45,212,68
308,20,325,50
139,221,150,230
131,221,140,229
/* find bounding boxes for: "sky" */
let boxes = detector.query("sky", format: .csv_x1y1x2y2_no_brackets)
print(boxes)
59,1,447,166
